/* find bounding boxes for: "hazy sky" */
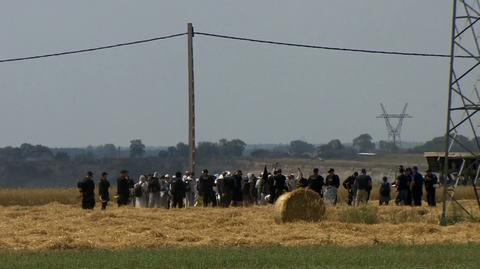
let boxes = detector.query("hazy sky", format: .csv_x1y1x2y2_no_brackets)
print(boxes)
0,1,454,147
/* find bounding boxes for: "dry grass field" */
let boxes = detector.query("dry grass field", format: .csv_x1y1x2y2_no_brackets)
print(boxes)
0,153,479,261
1,186,479,206
0,201,479,251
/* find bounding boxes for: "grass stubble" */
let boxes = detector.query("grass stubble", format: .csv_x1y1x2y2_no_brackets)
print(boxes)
0,201,478,250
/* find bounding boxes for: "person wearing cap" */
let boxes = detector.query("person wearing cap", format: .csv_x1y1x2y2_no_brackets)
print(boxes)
77,171,95,210
324,168,340,206
148,172,161,208
424,169,438,207
395,167,411,206
343,172,358,206
272,169,288,202
198,169,216,207
354,169,372,206
117,170,133,207
267,171,276,204
170,171,187,208
308,168,324,197
98,172,110,210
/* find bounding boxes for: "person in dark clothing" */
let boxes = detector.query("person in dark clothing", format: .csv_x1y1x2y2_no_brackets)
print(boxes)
342,172,358,206
424,169,438,207
411,166,424,206
324,168,340,205
216,172,229,207
242,174,252,206
354,169,372,206
198,169,216,207
273,169,288,202
232,170,244,206
117,170,134,207
308,168,324,197
98,172,110,210
267,172,275,203
77,171,95,210
395,168,411,206
248,173,258,205
147,173,161,208
170,172,186,208
379,176,391,205
405,167,414,205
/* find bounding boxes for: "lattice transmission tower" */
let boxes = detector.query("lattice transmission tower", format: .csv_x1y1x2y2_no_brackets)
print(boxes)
441,0,480,225
377,103,412,147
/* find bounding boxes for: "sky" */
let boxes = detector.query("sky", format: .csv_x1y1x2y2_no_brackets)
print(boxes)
0,1,455,147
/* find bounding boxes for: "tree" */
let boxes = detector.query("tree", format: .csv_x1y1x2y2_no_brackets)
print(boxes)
96,144,117,158
19,143,53,161
378,140,399,153
197,142,219,159
73,151,95,163
289,140,315,156
167,146,177,157
218,139,246,157
129,139,146,158
411,135,473,153
352,134,375,152
250,149,272,158
54,152,71,162
318,139,346,158
0,146,22,161
176,142,189,158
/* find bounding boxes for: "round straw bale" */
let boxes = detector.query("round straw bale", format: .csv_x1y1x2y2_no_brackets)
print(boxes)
274,189,326,224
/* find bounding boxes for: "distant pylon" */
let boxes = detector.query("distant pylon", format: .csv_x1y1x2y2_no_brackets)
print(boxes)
376,103,412,147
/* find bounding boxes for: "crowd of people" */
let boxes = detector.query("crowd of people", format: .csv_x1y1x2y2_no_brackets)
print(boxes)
76,165,439,210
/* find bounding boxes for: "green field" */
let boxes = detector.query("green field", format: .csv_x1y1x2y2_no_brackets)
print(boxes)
1,245,479,269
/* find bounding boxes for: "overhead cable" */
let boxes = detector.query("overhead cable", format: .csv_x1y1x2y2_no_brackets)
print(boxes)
0,32,187,63
195,31,473,59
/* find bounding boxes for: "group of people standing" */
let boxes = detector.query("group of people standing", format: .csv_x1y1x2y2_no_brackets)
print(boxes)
392,166,438,207
76,165,439,210
341,166,438,207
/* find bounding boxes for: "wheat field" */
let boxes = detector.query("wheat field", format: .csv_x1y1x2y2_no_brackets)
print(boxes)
0,187,478,206
0,201,479,251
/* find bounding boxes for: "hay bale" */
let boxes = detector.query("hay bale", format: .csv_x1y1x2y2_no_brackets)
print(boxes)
274,189,326,224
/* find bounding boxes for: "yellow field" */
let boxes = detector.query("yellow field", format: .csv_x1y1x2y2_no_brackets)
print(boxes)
0,201,479,251
0,187,478,206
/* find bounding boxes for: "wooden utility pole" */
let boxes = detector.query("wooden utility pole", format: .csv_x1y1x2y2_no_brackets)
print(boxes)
187,23,196,175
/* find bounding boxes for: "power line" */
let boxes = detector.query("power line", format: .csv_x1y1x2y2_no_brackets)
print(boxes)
0,32,187,63
195,31,474,59
0,30,476,63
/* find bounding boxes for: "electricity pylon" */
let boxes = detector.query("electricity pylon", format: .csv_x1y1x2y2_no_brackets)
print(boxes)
441,0,480,225
377,103,412,147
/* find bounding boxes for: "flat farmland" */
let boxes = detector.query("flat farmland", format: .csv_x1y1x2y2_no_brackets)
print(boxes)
0,202,479,251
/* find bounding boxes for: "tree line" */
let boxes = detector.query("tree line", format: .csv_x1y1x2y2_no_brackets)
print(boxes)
0,134,468,163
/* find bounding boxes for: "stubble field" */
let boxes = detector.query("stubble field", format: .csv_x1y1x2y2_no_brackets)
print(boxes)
1,155,480,268
0,201,479,251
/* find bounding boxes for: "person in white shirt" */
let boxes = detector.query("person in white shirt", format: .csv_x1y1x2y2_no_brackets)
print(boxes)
134,175,148,208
